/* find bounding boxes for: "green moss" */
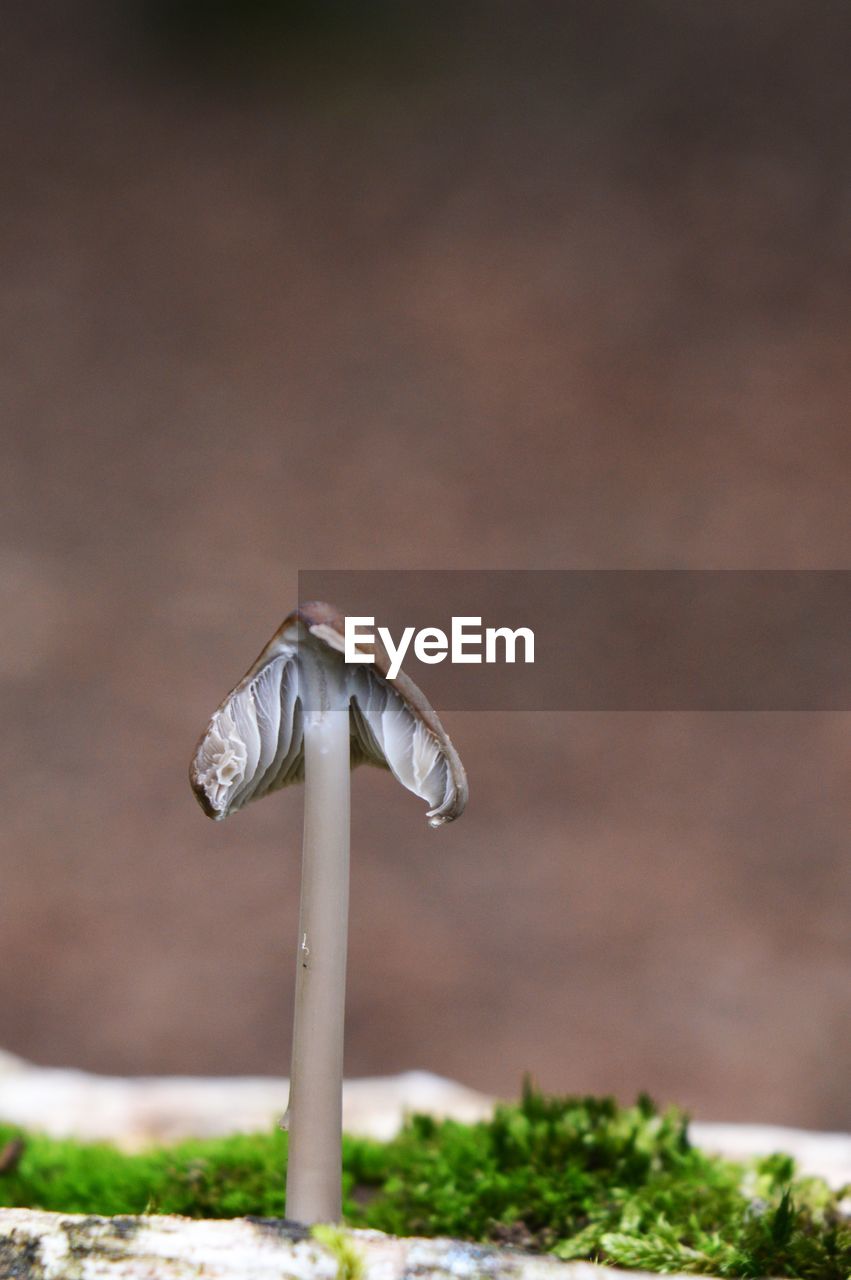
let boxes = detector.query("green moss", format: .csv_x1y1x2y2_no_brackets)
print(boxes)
312,1224,365,1280
0,1128,287,1218
0,1087,848,1279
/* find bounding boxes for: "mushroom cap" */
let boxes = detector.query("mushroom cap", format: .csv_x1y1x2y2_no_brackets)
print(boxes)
190,602,468,827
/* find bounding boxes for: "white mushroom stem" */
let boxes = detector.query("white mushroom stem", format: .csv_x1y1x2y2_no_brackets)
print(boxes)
285,700,351,1225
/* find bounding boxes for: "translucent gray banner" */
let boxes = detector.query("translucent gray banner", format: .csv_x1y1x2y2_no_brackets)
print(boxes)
297,571,850,711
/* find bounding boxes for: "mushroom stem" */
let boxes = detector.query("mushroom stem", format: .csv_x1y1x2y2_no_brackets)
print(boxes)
285,703,351,1224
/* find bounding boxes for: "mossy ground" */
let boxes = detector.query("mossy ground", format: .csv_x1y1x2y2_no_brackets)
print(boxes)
0,1087,848,1279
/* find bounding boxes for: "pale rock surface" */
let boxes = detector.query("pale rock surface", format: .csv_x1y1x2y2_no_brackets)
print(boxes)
0,1211,689,1280
690,1122,851,1191
0,1051,26,1077
0,1057,492,1147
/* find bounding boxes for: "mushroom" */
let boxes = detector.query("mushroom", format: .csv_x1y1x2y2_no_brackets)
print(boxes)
189,602,467,1224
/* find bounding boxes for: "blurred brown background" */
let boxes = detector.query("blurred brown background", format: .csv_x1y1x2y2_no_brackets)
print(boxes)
1,2,849,1128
